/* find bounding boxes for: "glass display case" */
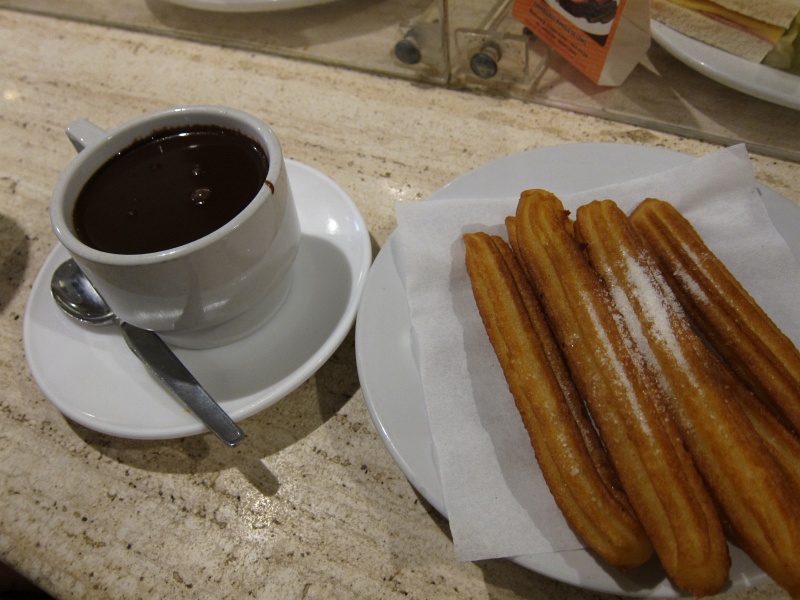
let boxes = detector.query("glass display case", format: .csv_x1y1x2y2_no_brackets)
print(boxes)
0,0,450,83
446,0,799,162
2,0,798,161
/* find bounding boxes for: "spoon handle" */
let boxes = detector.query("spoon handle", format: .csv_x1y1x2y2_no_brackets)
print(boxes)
120,322,246,447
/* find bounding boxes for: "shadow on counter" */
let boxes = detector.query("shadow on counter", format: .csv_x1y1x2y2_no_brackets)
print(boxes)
0,213,30,319
64,323,360,498
0,560,55,600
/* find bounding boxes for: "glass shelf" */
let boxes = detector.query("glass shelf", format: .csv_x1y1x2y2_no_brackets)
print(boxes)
2,0,798,161
1,0,450,83
447,0,800,162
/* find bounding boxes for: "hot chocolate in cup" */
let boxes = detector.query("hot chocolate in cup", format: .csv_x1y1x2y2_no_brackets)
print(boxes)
51,106,301,349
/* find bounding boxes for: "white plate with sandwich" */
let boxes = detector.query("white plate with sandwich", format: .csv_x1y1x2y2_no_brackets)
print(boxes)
651,0,800,110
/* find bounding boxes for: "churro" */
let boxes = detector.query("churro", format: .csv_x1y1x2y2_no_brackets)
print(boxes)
463,231,653,569
629,197,800,436
576,199,800,598
733,375,800,496
505,218,627,497
513,190,730,596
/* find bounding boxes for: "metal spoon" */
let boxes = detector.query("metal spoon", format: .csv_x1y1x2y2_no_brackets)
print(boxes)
50,258,245,447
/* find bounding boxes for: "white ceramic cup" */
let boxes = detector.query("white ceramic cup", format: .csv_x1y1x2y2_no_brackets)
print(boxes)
51,106,301,349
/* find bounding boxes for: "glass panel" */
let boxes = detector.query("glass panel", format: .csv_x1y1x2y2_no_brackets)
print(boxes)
0,0,449,84
448,1,800,162
3,0,797,161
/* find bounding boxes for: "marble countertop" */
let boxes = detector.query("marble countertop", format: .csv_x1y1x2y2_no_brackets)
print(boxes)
1,8,798,599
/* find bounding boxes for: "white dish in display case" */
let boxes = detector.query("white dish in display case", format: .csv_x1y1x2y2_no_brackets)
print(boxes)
652,20,800,111
160,0,342,12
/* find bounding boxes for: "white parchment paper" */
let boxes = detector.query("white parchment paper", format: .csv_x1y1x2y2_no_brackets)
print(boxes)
394,145,800,562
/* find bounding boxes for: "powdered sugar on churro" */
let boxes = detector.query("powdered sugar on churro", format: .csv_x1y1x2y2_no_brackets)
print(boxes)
670,245,711,307
616,253,699,389
579,288,653,438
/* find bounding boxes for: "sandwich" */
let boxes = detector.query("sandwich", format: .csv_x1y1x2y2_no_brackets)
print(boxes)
652,0,800,72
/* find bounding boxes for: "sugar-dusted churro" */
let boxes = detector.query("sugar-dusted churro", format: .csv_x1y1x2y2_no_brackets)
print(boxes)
504,216,625,498
629,197,800,436
733,376,800,496
463,231,653,570
513,190,730,597
505,218,628,498
576,199,800,598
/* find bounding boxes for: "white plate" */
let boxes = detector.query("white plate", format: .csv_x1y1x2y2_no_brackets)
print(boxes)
355,143,800,596
160,0,341,12
24,159,371,440
652,20,800,111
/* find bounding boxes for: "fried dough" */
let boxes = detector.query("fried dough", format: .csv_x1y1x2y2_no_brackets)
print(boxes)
463,231,653,569
513,190,729,596
576,199,800,598
733,373,800,496
629,197,800,436
505,217,625,501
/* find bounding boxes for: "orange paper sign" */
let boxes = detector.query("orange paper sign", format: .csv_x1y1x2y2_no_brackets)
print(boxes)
513,0,650,86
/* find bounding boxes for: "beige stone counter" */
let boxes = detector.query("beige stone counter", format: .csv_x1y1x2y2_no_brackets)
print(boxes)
1,8,798,599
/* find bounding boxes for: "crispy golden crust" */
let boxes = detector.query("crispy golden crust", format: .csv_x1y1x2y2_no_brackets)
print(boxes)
624,198,800,597
514,190,729,596
733,376,800,495
629,197,800,436
576,199,800,598
463,231,653,569
505,216,629,508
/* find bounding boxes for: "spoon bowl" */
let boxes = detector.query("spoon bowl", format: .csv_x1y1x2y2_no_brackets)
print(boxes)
50,258,245,447
51,259,115,325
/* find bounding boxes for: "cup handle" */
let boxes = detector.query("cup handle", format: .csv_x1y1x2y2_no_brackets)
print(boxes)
66,119,107,153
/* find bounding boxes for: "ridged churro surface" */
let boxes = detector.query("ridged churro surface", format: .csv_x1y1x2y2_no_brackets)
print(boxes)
505,216,628,502
513,190,729,596
576,199,800,598
629,198,800,436
463,232,653,569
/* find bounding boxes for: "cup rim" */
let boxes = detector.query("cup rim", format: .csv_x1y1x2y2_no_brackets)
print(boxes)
50,105,283,266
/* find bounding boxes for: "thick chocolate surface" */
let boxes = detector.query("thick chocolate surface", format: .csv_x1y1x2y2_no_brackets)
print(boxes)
73,126,268,254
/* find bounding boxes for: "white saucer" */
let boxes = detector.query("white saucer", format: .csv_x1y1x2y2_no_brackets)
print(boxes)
355,143,800,596
24,159,371,440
